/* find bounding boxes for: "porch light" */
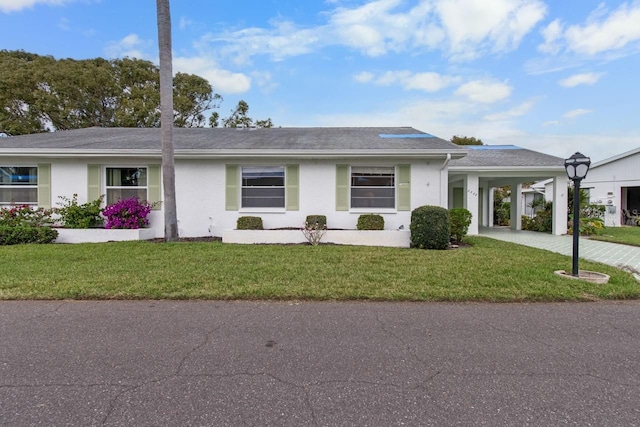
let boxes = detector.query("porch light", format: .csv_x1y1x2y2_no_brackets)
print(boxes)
564,152,591,277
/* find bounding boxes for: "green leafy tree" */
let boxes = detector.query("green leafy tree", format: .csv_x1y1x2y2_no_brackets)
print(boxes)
173,72,222,127
451,135,484,145
221,100,273,128
0,50,222,134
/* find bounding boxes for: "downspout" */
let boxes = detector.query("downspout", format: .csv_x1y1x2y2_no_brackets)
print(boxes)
441,153,452,207
441,153,451,170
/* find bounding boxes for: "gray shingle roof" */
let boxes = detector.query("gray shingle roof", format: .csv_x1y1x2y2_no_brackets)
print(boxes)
449,145,564,168
0,127,464,151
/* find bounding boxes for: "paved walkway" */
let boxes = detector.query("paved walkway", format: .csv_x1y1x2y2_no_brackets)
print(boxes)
480,227,640,274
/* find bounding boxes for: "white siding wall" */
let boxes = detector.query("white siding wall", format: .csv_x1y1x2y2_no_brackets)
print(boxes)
583,151,640,227
43,157,445,238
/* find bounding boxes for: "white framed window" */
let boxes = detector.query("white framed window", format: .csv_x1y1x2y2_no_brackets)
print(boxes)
241,166,285,208
350,166,395,209
105,167,148,205
0,166,38,205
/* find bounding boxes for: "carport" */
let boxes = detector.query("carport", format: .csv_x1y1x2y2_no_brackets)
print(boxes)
447,145,569,236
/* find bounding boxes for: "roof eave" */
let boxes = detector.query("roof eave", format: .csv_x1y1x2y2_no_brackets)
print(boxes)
449,165,565,173
0,148,469,159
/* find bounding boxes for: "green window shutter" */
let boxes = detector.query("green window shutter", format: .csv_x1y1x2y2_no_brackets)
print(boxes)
37,163,51,209
147,164,161,210
87,164,101,202
397,164,411,211
225,164,239,211
286,164,299,211
336,164,349,211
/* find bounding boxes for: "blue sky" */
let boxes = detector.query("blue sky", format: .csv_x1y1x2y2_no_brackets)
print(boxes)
1,0,640,162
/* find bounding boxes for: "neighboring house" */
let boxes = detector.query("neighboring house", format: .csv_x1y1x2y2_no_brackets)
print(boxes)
0,127,569,237
581,146,640,227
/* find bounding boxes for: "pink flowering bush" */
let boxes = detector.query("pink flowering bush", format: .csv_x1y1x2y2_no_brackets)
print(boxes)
103,197,153,229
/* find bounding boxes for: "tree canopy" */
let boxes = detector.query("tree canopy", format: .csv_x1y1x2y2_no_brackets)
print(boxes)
219,100,273,129
451,135,484,145
0,50,270,135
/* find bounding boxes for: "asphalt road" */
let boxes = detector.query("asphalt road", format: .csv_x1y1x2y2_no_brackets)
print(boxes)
1,301,639,426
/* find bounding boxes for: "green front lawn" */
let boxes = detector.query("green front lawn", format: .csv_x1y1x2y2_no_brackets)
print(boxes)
1,237,638,301
590,226,640,247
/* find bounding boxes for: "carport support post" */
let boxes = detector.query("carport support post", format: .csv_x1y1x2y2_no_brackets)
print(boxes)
488,187,495,227
463,174,480,235
510,182,523,231
552,174,568,235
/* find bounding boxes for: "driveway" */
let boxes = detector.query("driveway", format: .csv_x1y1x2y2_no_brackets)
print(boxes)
1,301,640,426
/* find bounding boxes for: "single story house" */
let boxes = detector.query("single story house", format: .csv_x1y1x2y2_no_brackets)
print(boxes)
0,127,569,238
581,146,640,227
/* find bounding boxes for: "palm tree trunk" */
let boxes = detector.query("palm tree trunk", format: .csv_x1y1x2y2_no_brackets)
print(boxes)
156,0,178,241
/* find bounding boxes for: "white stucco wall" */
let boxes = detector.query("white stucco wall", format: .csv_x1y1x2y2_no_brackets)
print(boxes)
39,157,445,238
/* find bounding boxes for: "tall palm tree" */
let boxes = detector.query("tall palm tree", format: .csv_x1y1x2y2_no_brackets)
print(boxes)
156,0,178,241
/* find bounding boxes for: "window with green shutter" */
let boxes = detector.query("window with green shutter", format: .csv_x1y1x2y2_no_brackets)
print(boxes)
0,165,40,206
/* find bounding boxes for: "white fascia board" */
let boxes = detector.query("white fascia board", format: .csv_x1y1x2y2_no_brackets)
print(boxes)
1,148,468,160
448,166,565,177
590,146,640,168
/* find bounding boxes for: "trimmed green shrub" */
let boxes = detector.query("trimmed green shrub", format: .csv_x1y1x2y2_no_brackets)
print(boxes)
357,214,384,230
410,205,450,250
56,194,104,228
0,225,58,245
449,208,472,244
237,216,264,230
305,215,327,228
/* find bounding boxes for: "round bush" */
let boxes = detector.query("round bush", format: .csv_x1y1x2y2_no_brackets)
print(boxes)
410,205,450,249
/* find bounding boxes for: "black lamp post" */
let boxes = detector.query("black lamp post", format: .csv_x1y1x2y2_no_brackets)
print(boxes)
564,152,591,277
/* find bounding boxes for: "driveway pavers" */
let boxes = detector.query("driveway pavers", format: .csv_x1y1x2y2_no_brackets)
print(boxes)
2,300,640,426
480,227,640,273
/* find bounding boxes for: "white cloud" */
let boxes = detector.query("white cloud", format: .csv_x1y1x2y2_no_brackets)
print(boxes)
558,72,604,88
538,19,563,54
104,34,153,60
250,70,278,94
179,17,192,30
455,79,512,103
353,71,375,83
565,2,640,55
174,56,251,94
0,0,73,13
203,20,322,65
542,120,559,127
563,108,592,119
354,70,458,92
537,2,640,57
435,0,547,60
484,100,535,121
201,0,546,64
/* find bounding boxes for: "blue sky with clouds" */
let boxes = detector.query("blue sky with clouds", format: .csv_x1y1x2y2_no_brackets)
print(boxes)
1,0,640,162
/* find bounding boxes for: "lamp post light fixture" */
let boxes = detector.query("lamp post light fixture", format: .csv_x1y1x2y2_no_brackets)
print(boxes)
564,152,591,277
